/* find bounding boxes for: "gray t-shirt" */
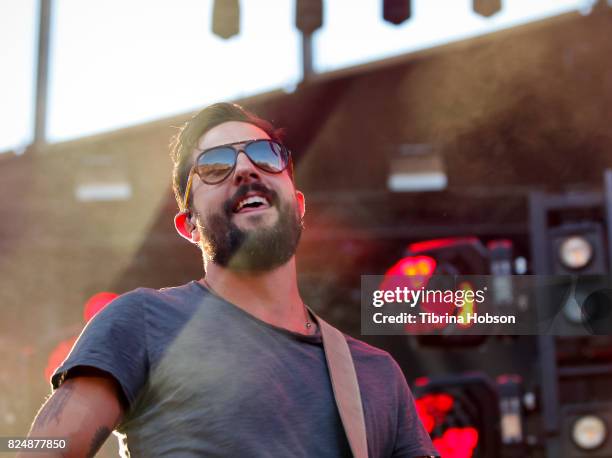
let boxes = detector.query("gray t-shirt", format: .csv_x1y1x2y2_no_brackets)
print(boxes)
52,281,438,457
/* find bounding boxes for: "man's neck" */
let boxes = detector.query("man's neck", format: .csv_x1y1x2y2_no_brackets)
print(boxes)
201,257,315,335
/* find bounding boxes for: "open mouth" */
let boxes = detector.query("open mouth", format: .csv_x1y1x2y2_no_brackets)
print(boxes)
232,192,272,214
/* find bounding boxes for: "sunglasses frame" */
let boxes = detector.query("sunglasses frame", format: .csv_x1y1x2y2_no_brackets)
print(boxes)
181,138,291,210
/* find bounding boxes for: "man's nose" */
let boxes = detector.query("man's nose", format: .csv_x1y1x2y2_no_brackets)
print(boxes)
232,150,261,185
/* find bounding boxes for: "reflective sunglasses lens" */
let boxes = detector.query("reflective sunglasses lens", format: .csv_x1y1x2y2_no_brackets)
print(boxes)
196,147,235,183
246,140,287,173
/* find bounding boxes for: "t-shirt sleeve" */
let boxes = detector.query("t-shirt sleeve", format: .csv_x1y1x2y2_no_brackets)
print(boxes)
391,359,440,458
50,290,149,407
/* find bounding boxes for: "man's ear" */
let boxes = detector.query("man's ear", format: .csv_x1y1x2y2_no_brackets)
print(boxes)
296,190,306,219
174,211,200,244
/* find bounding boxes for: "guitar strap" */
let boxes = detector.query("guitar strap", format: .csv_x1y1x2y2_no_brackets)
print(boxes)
308,308,369,458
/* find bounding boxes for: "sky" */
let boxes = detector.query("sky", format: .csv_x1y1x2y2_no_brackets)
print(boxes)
0,0,596,152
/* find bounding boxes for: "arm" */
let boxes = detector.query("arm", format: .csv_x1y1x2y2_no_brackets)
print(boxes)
21,291,148,457
18,368,125,458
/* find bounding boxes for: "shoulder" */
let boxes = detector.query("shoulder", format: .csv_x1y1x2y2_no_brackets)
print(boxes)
115,281,200,304
103,281,205,316
344,334,404,381
345,334,394,360
342,335,416,418
79,282,207,336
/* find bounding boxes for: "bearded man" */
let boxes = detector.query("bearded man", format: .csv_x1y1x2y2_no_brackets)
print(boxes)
21,103,438,458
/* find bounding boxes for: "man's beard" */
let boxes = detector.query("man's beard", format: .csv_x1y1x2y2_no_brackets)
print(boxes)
196,184,303,273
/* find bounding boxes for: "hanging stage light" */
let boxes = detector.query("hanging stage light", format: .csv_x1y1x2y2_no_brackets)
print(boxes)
473,0,502,18
296,0,323,34
382,0,412,25
212,0,240,39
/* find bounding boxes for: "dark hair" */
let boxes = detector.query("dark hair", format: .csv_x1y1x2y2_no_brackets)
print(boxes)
169,102,288,211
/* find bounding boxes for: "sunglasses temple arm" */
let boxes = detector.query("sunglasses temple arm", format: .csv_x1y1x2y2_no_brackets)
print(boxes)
182,169,195,211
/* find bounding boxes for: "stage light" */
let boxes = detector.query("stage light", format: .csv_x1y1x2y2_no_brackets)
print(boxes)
548,222,608,331
563,404,612,455
473,0,502,17
433,427,479,458
413,373,500,457
383,255,436,278
382,0,412,25
44,291,118,382
387,144,447,192
212,0,240,39
74,155,132,202
572,415,607,450
407,237,489,275
530,187,610,336
296,0,323,34
404,237,489,346
558,235,593,270
83,291,118,322
549,222,606,275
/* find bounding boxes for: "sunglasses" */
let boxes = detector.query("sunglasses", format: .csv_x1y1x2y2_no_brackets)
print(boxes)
182,139,292,209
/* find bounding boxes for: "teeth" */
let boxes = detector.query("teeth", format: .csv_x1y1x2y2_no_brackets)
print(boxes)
236,195,269,211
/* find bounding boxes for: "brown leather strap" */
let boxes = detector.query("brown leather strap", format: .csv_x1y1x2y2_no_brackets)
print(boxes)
310,309,368,458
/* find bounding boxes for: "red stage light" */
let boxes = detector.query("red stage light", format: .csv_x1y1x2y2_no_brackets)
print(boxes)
384,255,437,277
408,237,480,255
414,373,499,456
433,427,479,458
416,393,456,433
380,255,446,333
83,291,118,322
416,392,479,457
380,255,437,293
44,291,118,382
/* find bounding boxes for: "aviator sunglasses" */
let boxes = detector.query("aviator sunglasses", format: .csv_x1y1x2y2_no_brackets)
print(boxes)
182,139,291,209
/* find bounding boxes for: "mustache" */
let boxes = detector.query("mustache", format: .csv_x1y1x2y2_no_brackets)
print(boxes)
223,183,279,216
